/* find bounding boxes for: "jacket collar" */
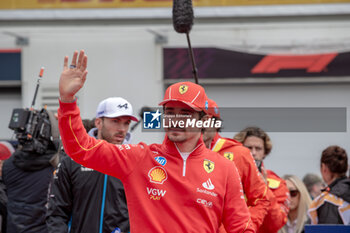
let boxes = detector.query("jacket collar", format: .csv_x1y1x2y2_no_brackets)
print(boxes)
161,135,206,158
210,132,243,151
323,176,348,192
209,132,222,150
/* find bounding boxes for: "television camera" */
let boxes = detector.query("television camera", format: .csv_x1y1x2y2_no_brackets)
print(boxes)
8,68,53,154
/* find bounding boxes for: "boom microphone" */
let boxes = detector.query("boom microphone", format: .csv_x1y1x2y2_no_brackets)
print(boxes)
172,0,198,84
172,0,194,34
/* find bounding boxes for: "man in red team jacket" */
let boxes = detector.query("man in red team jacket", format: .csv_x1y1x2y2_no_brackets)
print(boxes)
57,50,254,233
234,127,290,233
203,99,270,232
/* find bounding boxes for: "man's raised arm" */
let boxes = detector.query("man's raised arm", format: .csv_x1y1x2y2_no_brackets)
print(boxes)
58,50,146,180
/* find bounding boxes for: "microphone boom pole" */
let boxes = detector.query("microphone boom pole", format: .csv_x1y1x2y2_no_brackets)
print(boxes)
186,32,198,84
172,0,199,84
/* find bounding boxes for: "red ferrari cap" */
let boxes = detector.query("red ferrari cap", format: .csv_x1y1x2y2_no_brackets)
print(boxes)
207,99,221,118
0,141,14,160
159,82,208,112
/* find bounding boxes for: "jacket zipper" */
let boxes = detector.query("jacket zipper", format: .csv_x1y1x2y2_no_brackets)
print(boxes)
182,159,187,176
174,143,202,177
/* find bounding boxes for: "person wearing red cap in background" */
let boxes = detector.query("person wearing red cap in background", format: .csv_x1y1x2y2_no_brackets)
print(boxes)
0,141,15,176
0,141,14,233
234,127,290,233
202,99,270,233
57,50,254,233
0,141,14,160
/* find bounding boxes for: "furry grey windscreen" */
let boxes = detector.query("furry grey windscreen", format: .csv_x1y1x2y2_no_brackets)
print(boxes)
172,0,194,33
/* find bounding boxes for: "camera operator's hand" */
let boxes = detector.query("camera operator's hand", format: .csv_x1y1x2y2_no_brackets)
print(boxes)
59,50,88,103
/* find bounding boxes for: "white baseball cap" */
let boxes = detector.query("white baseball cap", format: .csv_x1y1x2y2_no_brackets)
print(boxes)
96,97,138,122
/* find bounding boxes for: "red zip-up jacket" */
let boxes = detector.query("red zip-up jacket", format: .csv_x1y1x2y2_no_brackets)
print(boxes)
210,133,269,232
58,101,254,233
258,169,290,233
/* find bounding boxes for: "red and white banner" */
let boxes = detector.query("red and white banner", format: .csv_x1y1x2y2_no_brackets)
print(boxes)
163,48,350,80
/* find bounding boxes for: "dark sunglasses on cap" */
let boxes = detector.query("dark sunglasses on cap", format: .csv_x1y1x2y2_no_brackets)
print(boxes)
289,189,299,197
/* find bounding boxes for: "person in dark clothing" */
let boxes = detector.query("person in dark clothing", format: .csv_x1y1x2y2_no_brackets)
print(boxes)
2,145,57,233
308,145,350,225
0,141,15,233
46,97,138,233
0,177,7,233
3,108,60,233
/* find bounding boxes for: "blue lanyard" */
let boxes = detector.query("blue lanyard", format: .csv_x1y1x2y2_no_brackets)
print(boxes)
99,174,108,233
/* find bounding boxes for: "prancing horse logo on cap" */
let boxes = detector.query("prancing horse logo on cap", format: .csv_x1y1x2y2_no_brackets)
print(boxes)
179,85,188,94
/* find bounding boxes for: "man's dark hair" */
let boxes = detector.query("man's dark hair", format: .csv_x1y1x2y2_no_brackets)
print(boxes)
234,127,272,155
321,145,348,176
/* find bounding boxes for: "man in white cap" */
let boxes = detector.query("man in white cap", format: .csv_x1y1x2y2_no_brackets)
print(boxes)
47,97,138,233
88,97,138,145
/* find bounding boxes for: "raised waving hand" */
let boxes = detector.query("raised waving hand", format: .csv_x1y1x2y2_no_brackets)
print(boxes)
59,50,88,102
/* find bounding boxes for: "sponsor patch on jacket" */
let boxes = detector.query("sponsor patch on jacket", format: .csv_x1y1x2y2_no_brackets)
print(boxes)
81,166,94,172
203,159,215,173
147,187,167,200
155,156,167,166
148,166,168,184
224,152,234,161
111,227,121,233
202,178,215,190
197,188,218,197
196,198,213,208
267,178,281,189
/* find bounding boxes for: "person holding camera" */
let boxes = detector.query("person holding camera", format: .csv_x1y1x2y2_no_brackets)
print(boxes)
46,97,137,233
3,113,60,233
